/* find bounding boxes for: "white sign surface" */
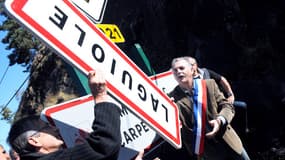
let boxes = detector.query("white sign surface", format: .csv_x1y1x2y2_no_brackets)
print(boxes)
71,0,107,23
41,71,177,159
41,95,159,160
5,0,181,148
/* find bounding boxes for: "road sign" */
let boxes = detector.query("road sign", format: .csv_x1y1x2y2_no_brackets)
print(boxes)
41,70,177,159
96,24,125,43
41,94,158,160
71,0,107,23
5,0,181,148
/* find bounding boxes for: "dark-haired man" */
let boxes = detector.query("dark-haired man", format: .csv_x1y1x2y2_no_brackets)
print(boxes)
7,70,121,160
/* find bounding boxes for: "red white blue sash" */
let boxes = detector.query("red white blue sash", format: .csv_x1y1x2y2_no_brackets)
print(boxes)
192,79,207,156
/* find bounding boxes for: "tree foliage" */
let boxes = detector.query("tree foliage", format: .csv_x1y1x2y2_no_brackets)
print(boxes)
0,1,42,122
0,1,41,71
0,105,13,122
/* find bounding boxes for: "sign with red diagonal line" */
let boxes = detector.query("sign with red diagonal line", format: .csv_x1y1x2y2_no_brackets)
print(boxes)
5,0,181,148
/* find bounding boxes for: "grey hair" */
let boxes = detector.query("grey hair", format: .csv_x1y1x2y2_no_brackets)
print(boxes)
171,56,194,69
186,56,197,65
11,131,37,155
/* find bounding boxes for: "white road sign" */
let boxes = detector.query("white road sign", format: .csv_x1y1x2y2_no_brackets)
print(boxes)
5,0,181,148
41,94,158,160
41,70,177,159
71,0,107,23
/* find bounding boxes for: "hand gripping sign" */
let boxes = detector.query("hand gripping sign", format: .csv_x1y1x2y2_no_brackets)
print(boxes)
4,0,181,148
41,71,178,159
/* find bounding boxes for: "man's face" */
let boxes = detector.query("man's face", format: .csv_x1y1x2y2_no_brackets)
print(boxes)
28,121,64,154
188,59,198,76
172,59,193,86
35,131,64,153
0,146,11,160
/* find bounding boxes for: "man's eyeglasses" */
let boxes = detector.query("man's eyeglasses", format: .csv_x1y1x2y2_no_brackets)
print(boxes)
29,124,54,138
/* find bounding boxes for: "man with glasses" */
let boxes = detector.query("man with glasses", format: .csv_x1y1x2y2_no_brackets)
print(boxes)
7,70,121,160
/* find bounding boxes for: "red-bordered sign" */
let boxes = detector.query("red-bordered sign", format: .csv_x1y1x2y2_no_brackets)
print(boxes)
5,0,181,148
41,70,177,159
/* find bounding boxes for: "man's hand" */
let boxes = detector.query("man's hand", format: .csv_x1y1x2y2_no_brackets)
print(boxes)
134,150,161,160
88,70,108,103
205,119,221,138
227,95,235,104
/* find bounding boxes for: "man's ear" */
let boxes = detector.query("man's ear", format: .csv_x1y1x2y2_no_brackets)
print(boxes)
190,67,195,74
27,136,42,147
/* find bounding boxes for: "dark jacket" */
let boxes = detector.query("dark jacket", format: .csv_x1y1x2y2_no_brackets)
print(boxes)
21,102,121,160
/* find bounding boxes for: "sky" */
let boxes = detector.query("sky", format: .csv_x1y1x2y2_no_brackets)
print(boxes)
0,15,29,152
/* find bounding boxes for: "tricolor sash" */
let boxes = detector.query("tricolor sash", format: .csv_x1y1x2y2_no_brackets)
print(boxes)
192,79,207,156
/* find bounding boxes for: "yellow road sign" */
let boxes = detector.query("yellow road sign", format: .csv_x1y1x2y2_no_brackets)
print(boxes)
96,24,125,43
